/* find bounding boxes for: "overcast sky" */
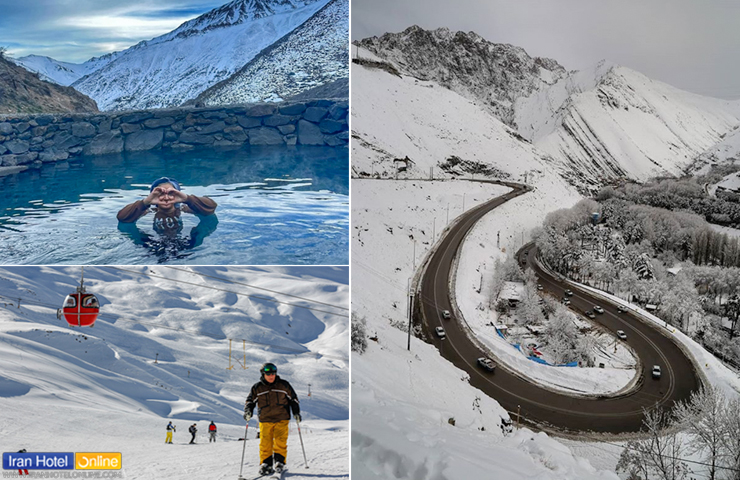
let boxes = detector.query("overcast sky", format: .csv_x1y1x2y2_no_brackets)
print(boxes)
352,0,740,100
0,0,225,63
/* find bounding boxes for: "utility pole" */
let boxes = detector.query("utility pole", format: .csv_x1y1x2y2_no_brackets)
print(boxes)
516,405,521,430
407,280,414,351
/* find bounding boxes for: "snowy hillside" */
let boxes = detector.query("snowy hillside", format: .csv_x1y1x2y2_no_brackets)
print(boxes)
356,26,567,126
357,27,740,191
691,125,740,173
517,64,740,187
350,46,627,479
350,47,568,183
196,0,349,106
72,0,331,111
14,52,123,86
0,266,348,479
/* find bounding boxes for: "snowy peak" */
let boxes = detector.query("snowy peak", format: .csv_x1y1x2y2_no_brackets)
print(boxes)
15,51,123,86
72,0,332,111
356,26,567,126
167,0,320,38
195,0,348,105
518,62,740,188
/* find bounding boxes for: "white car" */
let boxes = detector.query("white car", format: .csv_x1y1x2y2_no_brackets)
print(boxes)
477,357,496,372
616,330,627,340
594,306,605,314
442,310,451,320
435,327,446,339
652,365,662,379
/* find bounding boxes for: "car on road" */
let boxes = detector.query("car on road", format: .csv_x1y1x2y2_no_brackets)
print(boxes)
561,298,571,306
537,284,543,290
442,310,451,320
585,310,596,319
652,365,662,379
435,327,446,339
616,330,627,340
594,306,605,314
477,357,496,372
617,306,626,313
564,289,574,297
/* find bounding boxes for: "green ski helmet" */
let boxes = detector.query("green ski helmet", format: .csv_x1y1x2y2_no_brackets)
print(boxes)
261,363,277,374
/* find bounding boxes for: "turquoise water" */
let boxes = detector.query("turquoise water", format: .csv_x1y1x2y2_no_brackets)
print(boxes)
0,145,348,265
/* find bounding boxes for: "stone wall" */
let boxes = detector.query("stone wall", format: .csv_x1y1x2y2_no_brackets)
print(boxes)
0,99,348,170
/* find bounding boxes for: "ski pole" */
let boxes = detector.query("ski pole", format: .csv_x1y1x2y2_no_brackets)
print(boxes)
237,422,249,480
295,417,309,469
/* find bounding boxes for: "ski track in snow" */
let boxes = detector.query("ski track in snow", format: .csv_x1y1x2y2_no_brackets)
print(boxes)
0,266,348,479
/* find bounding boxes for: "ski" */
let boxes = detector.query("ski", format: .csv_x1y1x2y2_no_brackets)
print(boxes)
269,466,287,479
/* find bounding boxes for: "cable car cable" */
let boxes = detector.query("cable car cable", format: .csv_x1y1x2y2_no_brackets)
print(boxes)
162,266,350,311
99,266,349,319
0,292,348,363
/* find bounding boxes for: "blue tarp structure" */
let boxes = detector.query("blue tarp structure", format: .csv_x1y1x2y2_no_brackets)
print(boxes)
495,325,578,367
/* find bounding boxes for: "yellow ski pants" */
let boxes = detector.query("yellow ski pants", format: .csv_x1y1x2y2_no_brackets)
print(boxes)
259,420,289,464
165,431,173,443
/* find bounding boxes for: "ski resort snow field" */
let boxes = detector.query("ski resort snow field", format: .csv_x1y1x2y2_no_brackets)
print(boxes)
0,266,349,479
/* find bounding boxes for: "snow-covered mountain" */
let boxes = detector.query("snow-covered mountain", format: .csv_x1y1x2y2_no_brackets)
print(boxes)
72,0,331,111
0,55,98,114
356,26,740,191
13,52,122,86
356,26,567,127
516,62,740,186
0,266,348,479
194,0,348,106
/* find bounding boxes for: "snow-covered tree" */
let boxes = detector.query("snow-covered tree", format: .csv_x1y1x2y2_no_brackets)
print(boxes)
616,407,690,480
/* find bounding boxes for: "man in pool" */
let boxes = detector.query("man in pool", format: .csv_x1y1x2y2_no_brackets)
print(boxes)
117,177,217,226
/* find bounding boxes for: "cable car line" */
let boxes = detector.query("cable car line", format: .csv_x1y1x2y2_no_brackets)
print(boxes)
99,266,349,319
0,292,348,363
163,266,350,311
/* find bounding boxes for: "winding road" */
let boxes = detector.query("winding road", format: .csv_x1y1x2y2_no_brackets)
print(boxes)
416,183,701,433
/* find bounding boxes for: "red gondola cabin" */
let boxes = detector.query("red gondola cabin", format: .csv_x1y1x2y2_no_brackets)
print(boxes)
62,292,99,327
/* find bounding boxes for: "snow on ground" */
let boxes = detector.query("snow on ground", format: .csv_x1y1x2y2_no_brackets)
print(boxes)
453,182,638,395
351,48,553,180
0,266,348,479
352,45,624,478
351,297,619,480
352,180,622,479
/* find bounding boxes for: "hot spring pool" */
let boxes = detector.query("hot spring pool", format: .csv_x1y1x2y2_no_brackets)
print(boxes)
0,145,348,265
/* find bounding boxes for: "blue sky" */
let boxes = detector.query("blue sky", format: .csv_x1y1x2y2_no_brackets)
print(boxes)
352,0,740,100
0,0,227,63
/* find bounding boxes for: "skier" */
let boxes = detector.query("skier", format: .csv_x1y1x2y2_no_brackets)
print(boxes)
244,363,301,476
188,423,197,444
208,421,217,442
166,421,176,444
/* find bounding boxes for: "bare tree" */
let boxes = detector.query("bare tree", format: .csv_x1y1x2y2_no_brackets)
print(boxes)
674,387,725,480
617,407,690,480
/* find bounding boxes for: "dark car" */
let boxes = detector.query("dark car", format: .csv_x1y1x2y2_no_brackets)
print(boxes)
585,310,596,319
652,365,661,379
617,306,626,313
477,357,496,372
564,289,574,297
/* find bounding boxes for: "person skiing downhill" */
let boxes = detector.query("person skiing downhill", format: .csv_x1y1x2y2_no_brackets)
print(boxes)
244,363,301,476
208,421,217,442
166,421,176,444
188,423,197,444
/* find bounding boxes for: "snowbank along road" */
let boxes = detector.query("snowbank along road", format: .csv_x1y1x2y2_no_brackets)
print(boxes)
417,183,701,434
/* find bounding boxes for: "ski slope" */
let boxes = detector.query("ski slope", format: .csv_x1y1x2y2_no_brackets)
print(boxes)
0,266,348,479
